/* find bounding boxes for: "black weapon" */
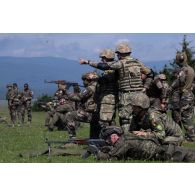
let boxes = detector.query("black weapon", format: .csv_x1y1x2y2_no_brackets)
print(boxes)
44,80,84,88
45,138,107,158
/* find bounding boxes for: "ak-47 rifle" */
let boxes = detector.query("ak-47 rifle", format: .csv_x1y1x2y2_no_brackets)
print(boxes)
44,80,84,88
45,138,107,158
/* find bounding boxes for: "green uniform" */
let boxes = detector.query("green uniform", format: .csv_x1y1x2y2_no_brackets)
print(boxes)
21,89,33,123
66,81,100,138
97,133,195,162
171,64,195,140
96,70,118,127
130,108,184,145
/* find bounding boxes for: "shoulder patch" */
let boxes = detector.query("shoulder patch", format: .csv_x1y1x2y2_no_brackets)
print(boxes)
156,124,163,131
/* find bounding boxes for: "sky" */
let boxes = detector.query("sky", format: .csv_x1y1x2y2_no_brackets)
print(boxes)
0,33,195,62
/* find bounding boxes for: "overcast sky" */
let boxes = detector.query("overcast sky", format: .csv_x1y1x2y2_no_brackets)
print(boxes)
0,33,195,61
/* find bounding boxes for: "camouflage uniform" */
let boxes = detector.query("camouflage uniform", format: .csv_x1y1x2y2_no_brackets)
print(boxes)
146,74,170,110
170,52,195,141
84,49,118,127
95,126,195,162
83,43,152,133
97,70,118,127
11,84,22,126
48,98,74,132
6,84,14,123
20,83,33,123
66,72,100,138
129,93,184,145
54,82,78,110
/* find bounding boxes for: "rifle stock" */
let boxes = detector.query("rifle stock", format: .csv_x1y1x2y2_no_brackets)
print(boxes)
45,138,107,157
44,80,84,88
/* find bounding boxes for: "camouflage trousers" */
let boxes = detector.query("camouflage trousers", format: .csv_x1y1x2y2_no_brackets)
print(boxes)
99,94,117,127
48,112,69,131
65,109,101,139
118,92,144,133
171,91,195,139
20,102,32,123
45,110,54,127
98,136,195,162
11,104,22,126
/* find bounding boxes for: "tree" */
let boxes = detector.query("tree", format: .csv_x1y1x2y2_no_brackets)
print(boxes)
161,34,195,85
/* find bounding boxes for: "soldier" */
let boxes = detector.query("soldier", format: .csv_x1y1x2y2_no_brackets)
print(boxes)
6,84,14,124
80,42,152,133
170,52,195,141
47,98,74,131
21,83,33,124
85,49,118,128
129,93,184,146
146,73,170,111
11,83,22,126
89,125,195,162
54,81,69,101
65,72,100,139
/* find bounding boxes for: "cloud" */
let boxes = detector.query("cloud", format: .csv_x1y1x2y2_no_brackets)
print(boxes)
0,33,195,61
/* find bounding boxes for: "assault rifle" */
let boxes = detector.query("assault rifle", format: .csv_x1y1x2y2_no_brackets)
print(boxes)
44,80,84,88
45,138,107,158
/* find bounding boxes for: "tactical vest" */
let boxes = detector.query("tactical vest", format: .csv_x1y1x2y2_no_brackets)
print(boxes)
85,82,97,112
98,71,118,94
118,58,143,92
23,89,33,100
181,65,195,91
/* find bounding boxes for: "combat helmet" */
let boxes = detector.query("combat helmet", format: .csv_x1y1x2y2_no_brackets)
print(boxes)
82,72,99,80
130,93,150,109
176,51,188,65
100,126,124,140
115,42,132,54
6,84,12,88
99,49,115,59
24,83,29,87
154,74,166,81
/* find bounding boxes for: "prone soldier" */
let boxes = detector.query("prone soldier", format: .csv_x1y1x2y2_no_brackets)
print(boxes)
89,125,195,162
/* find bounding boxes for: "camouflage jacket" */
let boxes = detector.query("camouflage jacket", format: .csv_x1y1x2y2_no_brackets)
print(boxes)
68,81,97,113
98,134,161,161
89,56,152,91
130,108,184,144
23,89,33,101
171,65,195,92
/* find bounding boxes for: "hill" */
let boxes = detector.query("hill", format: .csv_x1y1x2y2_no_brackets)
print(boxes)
0,56,169,99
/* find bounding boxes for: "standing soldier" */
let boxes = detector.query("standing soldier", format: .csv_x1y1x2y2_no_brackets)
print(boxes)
6,84,14,125
85,49,118,128
80,43,152,133
21,83,33,124
170,52,195,141
11,83,22,126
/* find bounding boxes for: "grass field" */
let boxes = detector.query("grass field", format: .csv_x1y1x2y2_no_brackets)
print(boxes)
1,106,195,163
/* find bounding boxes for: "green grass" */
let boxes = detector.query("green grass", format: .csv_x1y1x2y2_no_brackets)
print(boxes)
1,106,195,163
